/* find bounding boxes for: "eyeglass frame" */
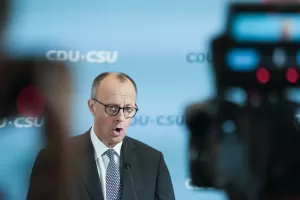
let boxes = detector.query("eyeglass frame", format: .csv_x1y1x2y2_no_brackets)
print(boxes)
92,98,139,118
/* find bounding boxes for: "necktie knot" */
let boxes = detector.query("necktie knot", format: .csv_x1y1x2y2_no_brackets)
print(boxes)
105,149,115,161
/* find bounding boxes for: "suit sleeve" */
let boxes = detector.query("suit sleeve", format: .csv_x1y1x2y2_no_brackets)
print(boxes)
155,152,176,200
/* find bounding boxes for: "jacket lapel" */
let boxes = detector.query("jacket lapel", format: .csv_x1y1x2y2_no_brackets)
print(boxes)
120,136,143,200
75,131,104,200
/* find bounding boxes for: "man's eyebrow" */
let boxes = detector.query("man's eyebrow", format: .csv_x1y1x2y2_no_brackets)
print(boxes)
106,103,134,107
125,103,135,106
105,102,119,106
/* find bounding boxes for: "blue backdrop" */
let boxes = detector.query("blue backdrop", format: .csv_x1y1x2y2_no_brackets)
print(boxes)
0,0,260,199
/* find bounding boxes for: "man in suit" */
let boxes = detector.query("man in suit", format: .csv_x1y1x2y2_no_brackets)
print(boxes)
27,72,176,200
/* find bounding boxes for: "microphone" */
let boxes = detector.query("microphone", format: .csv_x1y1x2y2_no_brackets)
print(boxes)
125,164,138,200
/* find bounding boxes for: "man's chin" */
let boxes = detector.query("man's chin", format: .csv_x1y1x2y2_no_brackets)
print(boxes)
108,136,124,147
110,133,125,142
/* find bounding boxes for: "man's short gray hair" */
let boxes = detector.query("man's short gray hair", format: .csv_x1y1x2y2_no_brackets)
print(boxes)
91,72,138,99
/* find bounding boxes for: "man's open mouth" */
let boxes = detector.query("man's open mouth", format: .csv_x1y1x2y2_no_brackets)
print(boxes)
114,128,123,132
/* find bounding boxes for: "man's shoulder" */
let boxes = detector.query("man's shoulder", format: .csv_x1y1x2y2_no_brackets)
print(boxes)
68,131,90,145
68,133,162,156
38,130,90,155
125,136,161,156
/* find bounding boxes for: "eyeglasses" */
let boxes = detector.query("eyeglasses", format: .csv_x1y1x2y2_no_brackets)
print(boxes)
92,98,139,118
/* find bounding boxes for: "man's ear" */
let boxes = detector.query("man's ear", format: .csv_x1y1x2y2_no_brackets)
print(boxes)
88,99,96,114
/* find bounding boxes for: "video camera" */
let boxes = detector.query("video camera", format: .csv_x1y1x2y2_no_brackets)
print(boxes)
185,3,300,200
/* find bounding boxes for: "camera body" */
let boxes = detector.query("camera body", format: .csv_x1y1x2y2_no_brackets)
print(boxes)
185,3,300,200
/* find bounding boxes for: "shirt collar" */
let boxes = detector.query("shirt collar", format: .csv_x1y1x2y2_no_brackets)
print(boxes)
90,126,123,160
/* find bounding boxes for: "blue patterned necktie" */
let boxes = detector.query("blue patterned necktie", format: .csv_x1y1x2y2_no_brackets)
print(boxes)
105,149,121,200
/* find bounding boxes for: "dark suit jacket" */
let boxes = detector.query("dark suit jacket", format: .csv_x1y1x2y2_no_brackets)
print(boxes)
26,129,176,200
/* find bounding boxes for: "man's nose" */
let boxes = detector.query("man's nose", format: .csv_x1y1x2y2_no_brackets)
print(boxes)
115,109,125,121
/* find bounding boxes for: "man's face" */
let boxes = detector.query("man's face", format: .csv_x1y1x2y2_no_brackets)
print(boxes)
89,75,137,147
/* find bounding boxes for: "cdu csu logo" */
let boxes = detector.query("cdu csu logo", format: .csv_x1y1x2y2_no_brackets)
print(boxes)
46,50,118,63
186,52,212,64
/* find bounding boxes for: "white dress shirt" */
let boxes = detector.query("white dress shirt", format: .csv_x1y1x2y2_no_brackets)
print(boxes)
90,126,123,200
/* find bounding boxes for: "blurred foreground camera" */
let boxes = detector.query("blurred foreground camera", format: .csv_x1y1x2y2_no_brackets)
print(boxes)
0,57,73,200
185,3,300,200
